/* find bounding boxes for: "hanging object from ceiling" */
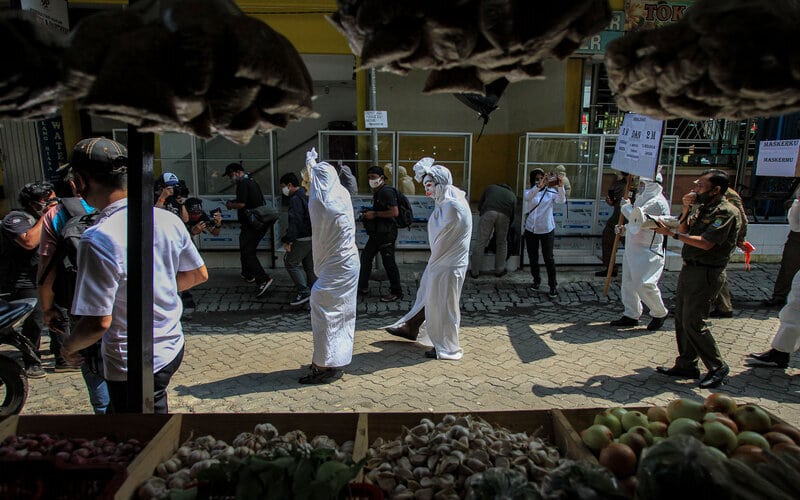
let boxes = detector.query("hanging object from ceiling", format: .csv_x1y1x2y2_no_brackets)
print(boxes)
454,77,509,140
0,0,317,145
328,0,612,95
605,0,800,120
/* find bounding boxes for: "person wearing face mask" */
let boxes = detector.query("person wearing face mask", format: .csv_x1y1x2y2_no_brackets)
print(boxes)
610,173,670,330
358,165,403,302
279,172,316,306
708,186,748,318
384,158,472,360
224,163,273,297
523,168,566,298
298,149,359,384
652,169,740,389
0,181,58,379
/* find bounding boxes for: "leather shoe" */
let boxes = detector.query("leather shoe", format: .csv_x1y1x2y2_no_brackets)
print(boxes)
699,363,730,389
380,293,402,303
656,365,701,379
610,316,638,327
709,309,733,318
386,325,417,341
646,315,667,331
424,348,437,359
747,349,789,368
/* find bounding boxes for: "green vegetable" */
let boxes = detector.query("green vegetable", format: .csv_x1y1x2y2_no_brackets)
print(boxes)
539,460,627,500
465,467,541,500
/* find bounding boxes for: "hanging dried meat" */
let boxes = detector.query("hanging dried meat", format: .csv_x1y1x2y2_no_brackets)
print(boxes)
0,11,66,120
605,0,800,120
328,0,612,95
65,0,316,144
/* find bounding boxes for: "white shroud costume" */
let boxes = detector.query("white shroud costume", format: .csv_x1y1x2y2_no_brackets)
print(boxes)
772,270,800,353
307,151,359,368
620,177,670,320
386,158,472,360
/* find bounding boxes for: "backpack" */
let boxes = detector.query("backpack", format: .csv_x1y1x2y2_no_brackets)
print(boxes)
39,198,101,309
394,189,414,229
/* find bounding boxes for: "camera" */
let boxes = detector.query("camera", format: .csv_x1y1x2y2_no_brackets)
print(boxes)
545,172,559,187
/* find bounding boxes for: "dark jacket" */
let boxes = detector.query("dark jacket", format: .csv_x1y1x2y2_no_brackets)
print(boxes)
234,175,265,224
282,187,312,243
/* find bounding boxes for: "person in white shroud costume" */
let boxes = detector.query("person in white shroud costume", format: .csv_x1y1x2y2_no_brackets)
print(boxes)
610,173,671,331
385,158,472,360
747,269,800,369
298,148,360,384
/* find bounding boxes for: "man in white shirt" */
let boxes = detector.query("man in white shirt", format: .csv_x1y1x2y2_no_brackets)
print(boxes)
523,168,566,298
763,196,800,308
61,137,208,413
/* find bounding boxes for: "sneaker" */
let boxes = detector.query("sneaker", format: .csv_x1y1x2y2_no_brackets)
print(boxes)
298,366,343,385
255,278,274,298
54,363,81,373
240,274,255,283
25,365,46,379
380,293,402,303
529,282,541,291
290,292,311,306
548,287,558,298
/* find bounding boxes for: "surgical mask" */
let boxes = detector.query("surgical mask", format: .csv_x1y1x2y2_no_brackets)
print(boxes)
281,186,290,197
695,190,715,204
369,178,382,189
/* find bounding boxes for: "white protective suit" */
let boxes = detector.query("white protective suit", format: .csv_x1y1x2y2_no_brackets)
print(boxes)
772,270,800,352
386,158,472,360
620,178,670,320
306,150,360,368
338,163,358,195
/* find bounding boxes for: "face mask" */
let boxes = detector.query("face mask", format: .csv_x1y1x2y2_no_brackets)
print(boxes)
369,178,382,189
281,186,290,197
695,189,715,204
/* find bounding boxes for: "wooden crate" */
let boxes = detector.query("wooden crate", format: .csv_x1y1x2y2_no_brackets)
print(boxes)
0,414,178,500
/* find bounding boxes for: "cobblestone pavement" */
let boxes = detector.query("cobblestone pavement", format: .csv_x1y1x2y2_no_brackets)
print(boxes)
16,262,800,424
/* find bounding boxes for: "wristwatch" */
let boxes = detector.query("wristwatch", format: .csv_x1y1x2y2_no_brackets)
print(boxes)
672,232,681,240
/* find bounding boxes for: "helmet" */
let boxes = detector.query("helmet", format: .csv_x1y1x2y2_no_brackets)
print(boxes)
18,181,54,208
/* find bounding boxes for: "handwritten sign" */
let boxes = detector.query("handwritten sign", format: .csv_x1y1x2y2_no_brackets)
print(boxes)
611,113,664,179
364,110,388,128
756,139,800,177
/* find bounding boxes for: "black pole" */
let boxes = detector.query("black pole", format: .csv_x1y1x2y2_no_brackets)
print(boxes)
126,126,155,413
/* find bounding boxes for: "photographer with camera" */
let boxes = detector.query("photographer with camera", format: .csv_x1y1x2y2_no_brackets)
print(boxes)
597,171,632,277
523,168,566,298
185,198,223,237
154,173,189,224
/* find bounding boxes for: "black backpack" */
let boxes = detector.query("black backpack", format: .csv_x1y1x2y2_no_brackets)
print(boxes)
394,189,414,229
39,198,101,309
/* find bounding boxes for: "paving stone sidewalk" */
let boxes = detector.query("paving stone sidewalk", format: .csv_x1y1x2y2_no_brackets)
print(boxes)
18,262,800,425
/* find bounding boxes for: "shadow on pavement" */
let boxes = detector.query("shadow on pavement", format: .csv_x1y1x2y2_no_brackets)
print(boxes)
531,366,800,405
548,321,661,344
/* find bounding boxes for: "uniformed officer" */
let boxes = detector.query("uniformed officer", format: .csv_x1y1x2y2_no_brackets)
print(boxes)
709,187,748,317
652,169,739,389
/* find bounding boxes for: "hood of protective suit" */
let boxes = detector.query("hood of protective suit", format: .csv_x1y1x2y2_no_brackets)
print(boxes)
635,179,663,208
413,157,464,204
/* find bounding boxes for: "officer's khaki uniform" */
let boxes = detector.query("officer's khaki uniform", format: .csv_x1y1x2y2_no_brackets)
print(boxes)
713,188,747,313
673,197,739,372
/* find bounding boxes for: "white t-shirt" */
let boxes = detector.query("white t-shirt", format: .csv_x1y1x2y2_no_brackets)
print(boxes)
523,186,566,234
71,198,205,382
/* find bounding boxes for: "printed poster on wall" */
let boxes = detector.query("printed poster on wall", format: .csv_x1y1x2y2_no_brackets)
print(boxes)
611,113,664,180
624,0,691,31
756,139,800,177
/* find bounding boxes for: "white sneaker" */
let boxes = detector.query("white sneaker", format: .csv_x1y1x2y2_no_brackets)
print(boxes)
290,292,310,306
256,278,274,297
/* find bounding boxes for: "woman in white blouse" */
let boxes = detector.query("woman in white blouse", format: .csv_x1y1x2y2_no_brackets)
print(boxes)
523,168,566,298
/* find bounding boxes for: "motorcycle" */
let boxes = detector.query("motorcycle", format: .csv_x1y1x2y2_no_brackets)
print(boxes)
0,298,39,416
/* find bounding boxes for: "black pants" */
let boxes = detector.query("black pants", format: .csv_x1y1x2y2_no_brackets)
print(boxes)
239,223,270,284
525,230,556,288
106,345,184,414
358,231,402,296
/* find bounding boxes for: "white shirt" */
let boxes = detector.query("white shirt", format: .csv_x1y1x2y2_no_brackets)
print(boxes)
71,199,205,381
523,185,566,234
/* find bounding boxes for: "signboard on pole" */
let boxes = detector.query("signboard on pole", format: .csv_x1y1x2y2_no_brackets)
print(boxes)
611,113,664,179
364,110,388,128
756,139,800,177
